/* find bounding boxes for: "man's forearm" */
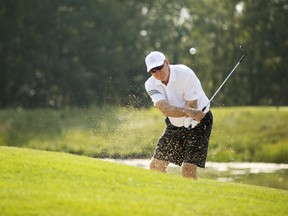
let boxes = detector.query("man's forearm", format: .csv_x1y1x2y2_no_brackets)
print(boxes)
156,99,204,120
161,105,191,117
156,100,195,117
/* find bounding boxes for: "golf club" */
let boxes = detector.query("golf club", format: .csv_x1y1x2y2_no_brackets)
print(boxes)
202,45,245,112
185,45,245,129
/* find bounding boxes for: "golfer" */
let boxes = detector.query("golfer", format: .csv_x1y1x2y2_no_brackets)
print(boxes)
144,51,213,179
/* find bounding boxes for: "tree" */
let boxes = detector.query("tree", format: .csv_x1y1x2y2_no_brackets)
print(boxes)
0,0,287,108
237,0,288,105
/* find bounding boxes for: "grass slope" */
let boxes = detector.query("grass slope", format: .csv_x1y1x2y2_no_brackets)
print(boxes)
1,147,287,216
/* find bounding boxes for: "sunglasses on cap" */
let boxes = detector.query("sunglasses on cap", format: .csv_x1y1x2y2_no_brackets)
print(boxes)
149,61,165,73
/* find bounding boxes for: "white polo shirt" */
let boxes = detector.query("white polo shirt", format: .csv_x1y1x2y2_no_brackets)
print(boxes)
145,64,210,127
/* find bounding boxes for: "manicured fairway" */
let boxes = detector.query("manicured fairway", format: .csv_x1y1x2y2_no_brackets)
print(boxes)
1,147,287,216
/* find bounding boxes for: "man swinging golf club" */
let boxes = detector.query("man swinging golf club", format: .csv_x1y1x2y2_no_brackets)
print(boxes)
144,51,213,179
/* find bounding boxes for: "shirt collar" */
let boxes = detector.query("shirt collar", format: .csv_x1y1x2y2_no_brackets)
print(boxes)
153,65,176,86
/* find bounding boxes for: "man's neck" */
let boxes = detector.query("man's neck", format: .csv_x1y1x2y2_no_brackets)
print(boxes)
162,67,170,85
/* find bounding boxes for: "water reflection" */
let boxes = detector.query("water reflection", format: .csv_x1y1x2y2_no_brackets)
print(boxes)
103,159,288,190
197,163,288,190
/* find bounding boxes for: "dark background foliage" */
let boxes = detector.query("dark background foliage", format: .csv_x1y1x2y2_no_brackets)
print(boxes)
0,0,287,108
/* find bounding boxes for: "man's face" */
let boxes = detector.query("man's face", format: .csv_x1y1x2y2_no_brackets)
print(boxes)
150,60,169,83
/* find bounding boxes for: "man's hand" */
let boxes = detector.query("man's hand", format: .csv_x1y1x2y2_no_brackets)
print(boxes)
184,118,199,129
186,109,205,122
185,100,205,121
184,109,205,129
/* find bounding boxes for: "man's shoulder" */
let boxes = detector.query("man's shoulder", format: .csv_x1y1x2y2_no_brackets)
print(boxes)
145,76,159,88
145,76,154,85
171,64,194,77
171,64,190,70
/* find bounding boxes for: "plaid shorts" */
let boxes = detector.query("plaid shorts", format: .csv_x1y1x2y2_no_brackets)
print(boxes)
153,111,213,168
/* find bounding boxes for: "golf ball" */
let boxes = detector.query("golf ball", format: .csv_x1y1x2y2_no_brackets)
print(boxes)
189,47,196,55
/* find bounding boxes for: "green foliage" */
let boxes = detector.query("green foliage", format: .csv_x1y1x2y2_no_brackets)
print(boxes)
0,1,287,108
1,147,287,216
0,106,288,163
0,106,164,158
208,107,288,162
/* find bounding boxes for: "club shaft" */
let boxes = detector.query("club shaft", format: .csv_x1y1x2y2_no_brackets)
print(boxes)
202,54,245,112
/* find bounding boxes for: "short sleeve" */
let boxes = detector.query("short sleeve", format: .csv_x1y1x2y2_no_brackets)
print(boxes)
145,81,166,106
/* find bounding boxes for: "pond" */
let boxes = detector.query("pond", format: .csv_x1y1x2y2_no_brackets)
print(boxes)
103,159,288,191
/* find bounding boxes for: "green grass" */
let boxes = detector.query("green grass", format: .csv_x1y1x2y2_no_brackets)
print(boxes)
0,106,288,162
1,146,287,216
209,106,288,162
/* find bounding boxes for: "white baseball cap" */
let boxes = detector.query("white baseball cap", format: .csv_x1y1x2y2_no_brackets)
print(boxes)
145,51,166,72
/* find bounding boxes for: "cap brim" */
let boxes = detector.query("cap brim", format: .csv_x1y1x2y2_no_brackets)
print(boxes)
147,61,164,72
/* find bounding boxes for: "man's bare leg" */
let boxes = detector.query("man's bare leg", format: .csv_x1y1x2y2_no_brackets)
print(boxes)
182,162,198,179
150,158,169,173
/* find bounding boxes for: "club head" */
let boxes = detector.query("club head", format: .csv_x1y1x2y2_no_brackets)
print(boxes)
240,45,245,52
